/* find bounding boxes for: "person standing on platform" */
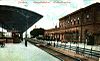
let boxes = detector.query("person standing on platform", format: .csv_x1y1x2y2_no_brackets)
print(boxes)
25,39,27,47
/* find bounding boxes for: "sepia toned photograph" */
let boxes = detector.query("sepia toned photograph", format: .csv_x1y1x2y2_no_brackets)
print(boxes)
0,0,100,61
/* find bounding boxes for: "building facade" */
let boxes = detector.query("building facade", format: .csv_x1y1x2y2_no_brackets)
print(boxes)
45,3,100,45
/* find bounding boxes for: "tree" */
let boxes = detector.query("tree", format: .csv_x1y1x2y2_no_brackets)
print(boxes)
30,28,45,38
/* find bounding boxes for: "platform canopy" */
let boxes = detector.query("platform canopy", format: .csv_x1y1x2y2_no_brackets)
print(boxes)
0,5,43,33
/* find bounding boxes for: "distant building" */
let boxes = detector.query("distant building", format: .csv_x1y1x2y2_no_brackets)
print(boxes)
45,3,100,45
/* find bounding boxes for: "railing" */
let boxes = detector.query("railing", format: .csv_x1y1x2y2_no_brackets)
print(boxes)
28,38,100,59
56,44,100,58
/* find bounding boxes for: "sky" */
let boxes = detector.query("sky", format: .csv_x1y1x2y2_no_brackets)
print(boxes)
0,0,100,37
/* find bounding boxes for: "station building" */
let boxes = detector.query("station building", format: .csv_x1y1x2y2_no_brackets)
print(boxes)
45,3,100,45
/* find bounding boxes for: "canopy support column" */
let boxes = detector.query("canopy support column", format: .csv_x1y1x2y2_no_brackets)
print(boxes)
1,23,4,38
25,17,29,47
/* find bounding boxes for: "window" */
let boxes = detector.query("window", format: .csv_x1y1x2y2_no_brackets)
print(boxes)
74,19,76,21
74,19,76,25
71,19,73,22
86,14,91,22
86,14,89,19
77,20,79,24
78,17,80,20
74,21,76,25
77,17,80,24
68,21,69,24
71,19,73,25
